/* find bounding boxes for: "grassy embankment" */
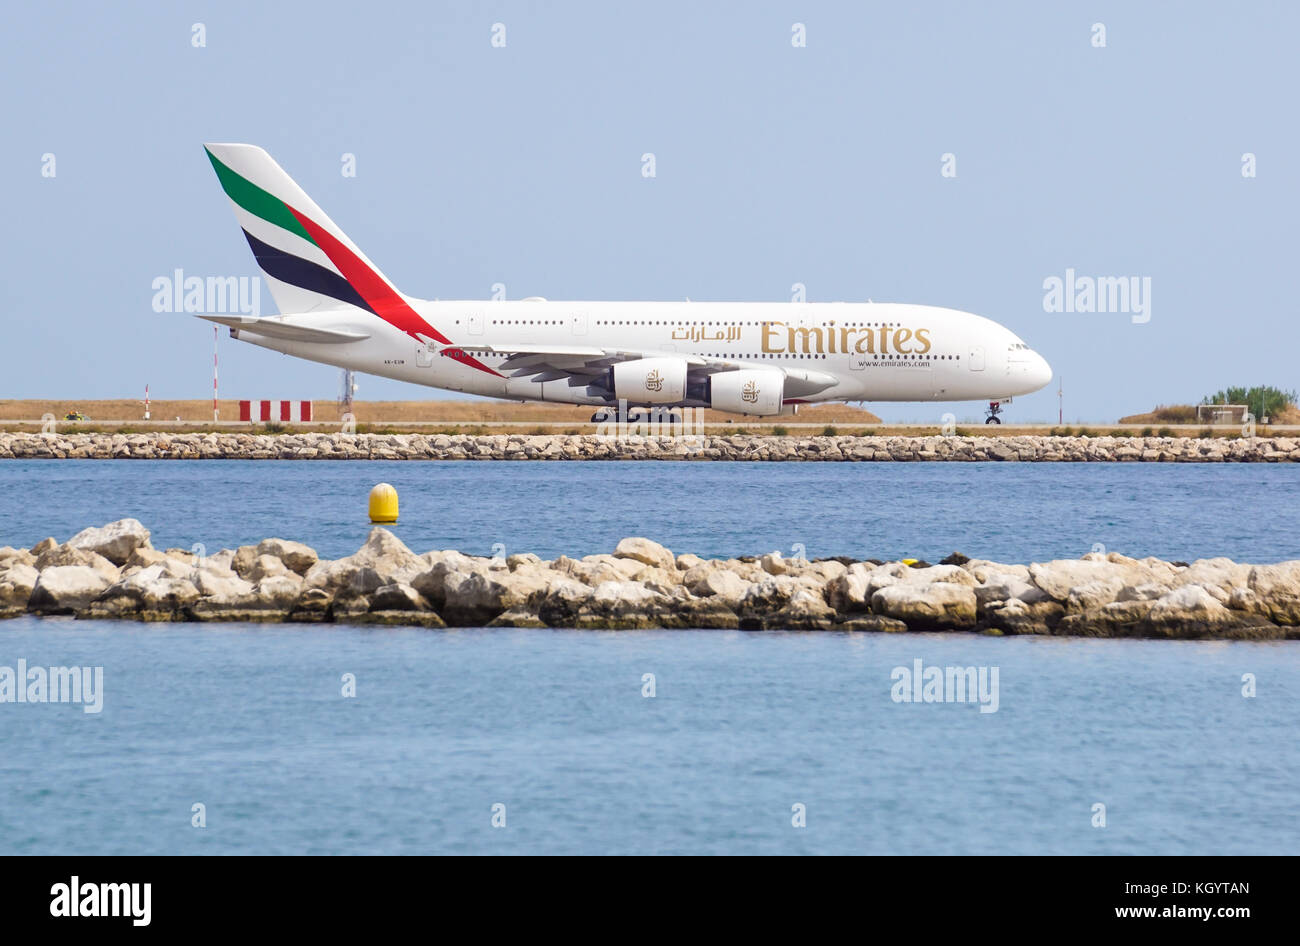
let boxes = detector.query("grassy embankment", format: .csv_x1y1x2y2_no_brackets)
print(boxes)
3,398,1298,438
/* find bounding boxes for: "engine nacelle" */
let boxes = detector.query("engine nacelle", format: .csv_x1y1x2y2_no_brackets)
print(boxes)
611,357,688,404
709,368,786,416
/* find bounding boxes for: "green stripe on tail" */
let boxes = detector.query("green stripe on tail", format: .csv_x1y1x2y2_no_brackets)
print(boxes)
204,146,314,243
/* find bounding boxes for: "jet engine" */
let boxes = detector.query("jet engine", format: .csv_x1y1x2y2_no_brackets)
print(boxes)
709,368,786,415
610,357,688,404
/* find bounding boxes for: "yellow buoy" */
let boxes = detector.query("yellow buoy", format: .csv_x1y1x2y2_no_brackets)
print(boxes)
368,483,399,523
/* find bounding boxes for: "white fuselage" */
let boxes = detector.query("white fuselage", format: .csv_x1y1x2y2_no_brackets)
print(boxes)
230,299,1053,410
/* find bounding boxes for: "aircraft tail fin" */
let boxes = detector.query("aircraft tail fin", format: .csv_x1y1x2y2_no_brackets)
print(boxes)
202,143,408,320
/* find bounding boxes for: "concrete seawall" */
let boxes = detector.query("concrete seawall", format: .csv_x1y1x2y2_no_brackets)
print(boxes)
1,431,1297,461
5,520,1299,638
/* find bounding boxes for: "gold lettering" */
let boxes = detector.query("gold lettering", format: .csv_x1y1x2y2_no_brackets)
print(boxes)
839,326,854,352
853,331,876,354
879,325,892,352
914,328,932,354
761,321,785,354
894,327,912,353
788,326,824,354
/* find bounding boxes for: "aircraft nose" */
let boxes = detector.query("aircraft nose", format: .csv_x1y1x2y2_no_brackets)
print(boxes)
1027,351,1052,390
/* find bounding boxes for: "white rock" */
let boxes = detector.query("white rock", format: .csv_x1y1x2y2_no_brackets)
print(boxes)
0,547,36,568
613,537,675,572
444,568,553,620
1173,558,1252,594
192,567,254,598
1146,584,1242,630
975,573,1045,609
255,575,302,607
106,564,200,610
591,580,668,609
247,554,291,583
738,575,801,613
206,549,236,572
966,561,1032,583
676,553,705,571
584,553,645,579
1246,561,1300,624
1029,559,1148,602
871,582,977,628
544,578,594,606
124,547,168,570
0,563,39,609
304,527,426,591
256,538,318,575
904,564,978,587
35,544,120,581
807,560,848,582
370,583,430,611
554,556,630,586
1116,582,1175,603
826,572,871,612
1065,577,1126,613
29,565,113,613
693,568,751,606
66,518,151,566
629,565,682,587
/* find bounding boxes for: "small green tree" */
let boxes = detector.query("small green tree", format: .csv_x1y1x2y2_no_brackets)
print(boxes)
1201,386,1296,420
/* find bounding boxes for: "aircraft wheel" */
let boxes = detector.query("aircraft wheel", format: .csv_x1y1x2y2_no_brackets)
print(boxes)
985,416,1001,424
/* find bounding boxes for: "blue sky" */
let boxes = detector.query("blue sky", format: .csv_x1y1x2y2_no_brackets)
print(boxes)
3,1,1294,422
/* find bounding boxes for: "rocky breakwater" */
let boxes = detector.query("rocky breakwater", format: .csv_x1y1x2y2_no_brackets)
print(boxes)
0,431,1298,461
3,520,1299,639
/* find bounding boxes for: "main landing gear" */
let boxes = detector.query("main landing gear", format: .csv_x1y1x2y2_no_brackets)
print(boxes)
984,401,1003,424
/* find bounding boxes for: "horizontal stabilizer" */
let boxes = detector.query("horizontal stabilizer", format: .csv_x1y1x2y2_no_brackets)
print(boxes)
196,313,369,344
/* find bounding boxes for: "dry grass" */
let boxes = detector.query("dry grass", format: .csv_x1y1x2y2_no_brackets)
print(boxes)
1120,403,1300,426
1117,404,1199,425
0,399,252,422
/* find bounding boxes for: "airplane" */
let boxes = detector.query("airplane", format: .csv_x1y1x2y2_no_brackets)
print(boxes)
199,143,1052,424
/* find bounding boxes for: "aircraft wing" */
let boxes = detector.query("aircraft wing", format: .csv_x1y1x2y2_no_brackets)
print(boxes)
450,344,839,396
197,313,370,344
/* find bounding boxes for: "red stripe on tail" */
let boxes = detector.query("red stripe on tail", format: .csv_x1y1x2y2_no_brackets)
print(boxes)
286,206,501,378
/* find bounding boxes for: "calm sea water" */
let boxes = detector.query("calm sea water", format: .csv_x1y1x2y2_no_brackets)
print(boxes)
2,618,1297,856
0,459,1296,563
1,459,1297,855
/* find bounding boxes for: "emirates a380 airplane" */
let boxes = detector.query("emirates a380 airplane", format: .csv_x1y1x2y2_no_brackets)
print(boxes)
200,144,1052,423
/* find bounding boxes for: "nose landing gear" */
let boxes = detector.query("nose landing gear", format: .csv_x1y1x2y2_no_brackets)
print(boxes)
984,401,1003,424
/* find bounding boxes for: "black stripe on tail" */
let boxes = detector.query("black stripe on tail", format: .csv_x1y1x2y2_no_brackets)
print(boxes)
241,229,376,315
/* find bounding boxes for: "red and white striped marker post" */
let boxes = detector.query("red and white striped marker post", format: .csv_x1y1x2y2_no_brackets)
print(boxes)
238,401,314,422
144,384,150,421
213,326,219,422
